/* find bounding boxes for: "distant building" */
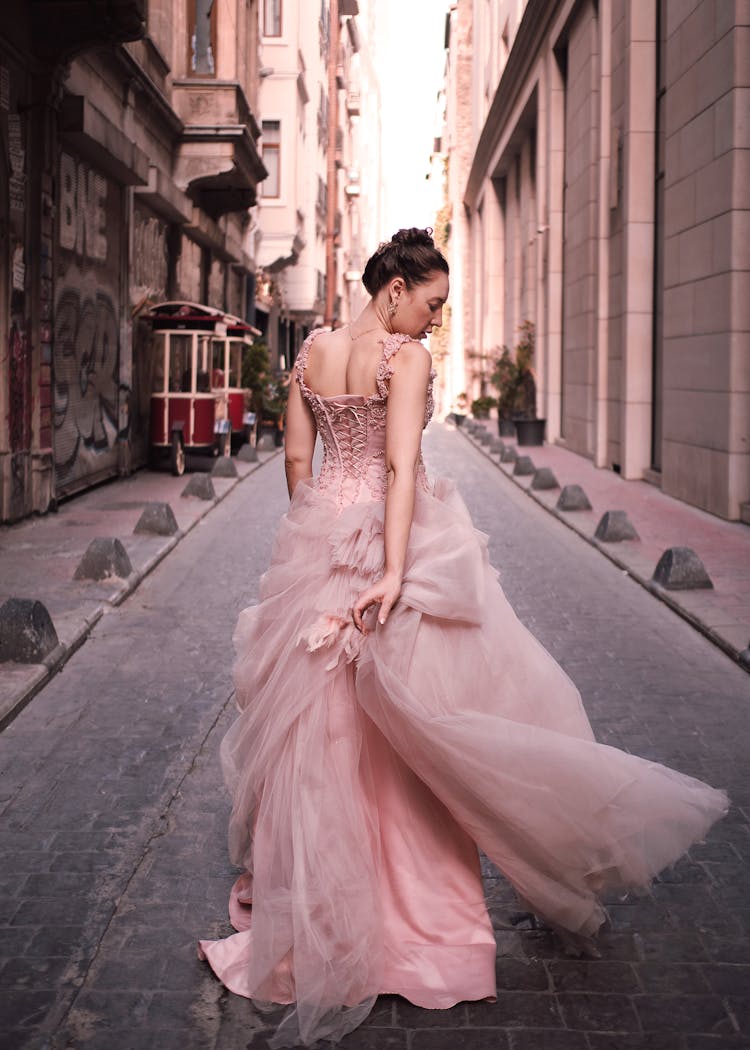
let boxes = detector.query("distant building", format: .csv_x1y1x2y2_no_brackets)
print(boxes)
254,0,383,369
442,0,749,522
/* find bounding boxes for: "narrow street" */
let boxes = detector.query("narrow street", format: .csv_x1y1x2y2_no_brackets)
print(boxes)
1,424,748,1050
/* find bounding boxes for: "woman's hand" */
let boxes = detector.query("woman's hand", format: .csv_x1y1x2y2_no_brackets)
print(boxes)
352,571,402,632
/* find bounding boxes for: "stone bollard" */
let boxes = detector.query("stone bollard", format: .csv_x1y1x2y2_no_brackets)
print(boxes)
478,430,493,446
211,456,239,479
488,437,505,454
181,475,215,500
651,547,713,590
513,455,536,477
237,443,259,463
0,598,59,663
74,538,133,581
594,511,639,542
530,467,560,491
134,502,179,537
500,445,517,464
556,484,592,511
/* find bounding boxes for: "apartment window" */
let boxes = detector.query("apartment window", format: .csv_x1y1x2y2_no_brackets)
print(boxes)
261,121,281,198
264,0,282,36
189,0,216,75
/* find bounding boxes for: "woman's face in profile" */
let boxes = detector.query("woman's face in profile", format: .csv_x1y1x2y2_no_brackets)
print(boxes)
399,271,449,341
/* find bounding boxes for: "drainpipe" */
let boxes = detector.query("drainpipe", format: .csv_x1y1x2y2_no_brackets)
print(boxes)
324,0,339,327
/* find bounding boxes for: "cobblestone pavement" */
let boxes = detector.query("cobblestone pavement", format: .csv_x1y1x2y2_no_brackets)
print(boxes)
1,424,748,1050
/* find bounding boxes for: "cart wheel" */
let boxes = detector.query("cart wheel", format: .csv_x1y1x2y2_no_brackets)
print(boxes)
170,432,186,476
219,426,232,457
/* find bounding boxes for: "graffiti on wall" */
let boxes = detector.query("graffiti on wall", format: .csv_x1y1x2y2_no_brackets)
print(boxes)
53,287,118,476
8,321,31,452
54,153,121,493
132,208,168,304
59,153,107,262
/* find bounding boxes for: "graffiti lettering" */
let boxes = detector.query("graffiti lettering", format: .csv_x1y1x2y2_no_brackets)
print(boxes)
132,214,168,296
53,288,118,477
59,153,107,262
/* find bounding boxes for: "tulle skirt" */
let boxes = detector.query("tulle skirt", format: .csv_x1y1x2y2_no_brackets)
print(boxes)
199,476,728,1046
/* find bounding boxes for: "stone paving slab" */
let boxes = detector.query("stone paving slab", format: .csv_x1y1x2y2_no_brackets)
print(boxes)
0,450,280,728
458,421,750,669
1,426,749,1049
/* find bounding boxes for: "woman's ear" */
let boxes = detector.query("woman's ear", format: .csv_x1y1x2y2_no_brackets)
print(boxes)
389,277,405,299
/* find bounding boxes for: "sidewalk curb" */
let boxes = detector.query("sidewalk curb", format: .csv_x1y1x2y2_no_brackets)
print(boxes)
0,451,282,730
456,424,750,674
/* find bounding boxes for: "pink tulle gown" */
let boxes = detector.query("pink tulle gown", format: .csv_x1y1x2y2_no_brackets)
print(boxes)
199,330,728,1047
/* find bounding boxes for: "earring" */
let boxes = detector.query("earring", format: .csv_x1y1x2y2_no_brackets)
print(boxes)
387,299,398,317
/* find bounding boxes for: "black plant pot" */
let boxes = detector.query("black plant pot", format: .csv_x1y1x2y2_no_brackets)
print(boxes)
498,417,516,437
453,413,466,427
514,418,547,446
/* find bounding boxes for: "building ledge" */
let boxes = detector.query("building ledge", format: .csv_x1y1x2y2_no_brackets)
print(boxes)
60,94,149,185
257,230,306,272
30,0,145,62
134,165,192,224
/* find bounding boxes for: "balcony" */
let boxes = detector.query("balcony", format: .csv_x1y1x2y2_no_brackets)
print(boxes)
346,91,360,116
173,80,267,219
29,0,145,61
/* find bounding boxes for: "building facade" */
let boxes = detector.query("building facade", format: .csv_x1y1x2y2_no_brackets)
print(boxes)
444,0,749,522
254,0,383,370
0,0,266,520
0,0,380,522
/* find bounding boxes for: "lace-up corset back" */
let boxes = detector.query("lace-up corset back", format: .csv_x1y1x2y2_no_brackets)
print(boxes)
295,328,435,506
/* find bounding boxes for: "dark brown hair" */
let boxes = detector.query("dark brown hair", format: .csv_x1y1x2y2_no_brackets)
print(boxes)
362,228,449,296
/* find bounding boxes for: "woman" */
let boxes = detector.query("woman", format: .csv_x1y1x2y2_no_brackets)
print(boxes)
200,228,728,1047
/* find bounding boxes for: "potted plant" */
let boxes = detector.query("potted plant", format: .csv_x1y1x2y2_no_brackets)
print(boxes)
490,321,546,445
470,395,497,420
491,347,521,437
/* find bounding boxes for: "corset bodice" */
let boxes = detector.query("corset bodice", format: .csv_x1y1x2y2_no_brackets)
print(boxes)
296,329,435,507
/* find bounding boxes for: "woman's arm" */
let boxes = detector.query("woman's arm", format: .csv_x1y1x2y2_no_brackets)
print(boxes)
352,341,431,630
284,374,317,497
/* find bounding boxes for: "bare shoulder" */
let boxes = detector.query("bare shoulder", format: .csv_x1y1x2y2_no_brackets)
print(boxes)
311,327,349,353
392,339,432,376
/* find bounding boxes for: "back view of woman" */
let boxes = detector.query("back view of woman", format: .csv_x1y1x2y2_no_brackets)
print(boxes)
200,228,727,1048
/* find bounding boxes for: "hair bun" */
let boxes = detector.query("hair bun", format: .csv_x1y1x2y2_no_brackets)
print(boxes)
391,227,435,249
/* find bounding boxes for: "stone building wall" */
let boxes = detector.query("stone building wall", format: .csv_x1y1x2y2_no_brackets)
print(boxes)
456,0,749,521
0,0,266,519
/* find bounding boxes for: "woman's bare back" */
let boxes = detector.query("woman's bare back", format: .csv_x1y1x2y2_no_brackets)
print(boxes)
302,328,388,400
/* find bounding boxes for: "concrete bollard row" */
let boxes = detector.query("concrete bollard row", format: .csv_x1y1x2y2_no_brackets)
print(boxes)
594,510,640,543
181,474,216,500
211,456,238,478
460,416,716,594
651,547,713,590
134,502,179,537
74,538,133,581
0,598,59,663
237,444,259,463
513,455,535,477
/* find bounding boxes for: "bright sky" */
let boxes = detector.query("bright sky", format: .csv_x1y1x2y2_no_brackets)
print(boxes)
376,0,451,238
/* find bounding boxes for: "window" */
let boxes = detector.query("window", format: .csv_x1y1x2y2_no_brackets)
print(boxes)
189,0,216,76
264,0,281,36
261,121,281,198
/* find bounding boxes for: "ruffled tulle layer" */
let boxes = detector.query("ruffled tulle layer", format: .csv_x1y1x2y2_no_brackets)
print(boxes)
199,477,728,1046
